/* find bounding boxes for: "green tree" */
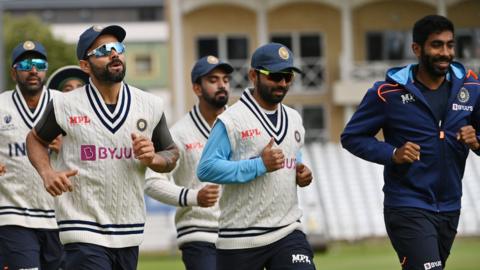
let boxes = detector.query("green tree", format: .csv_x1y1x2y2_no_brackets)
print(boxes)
4,14,77,89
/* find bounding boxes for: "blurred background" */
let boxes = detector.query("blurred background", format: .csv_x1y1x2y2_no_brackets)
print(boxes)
0,0,479,268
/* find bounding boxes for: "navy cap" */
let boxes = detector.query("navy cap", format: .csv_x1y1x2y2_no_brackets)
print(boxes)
251,43,302,73
191,55,234,83
11,40,47,66
76,25,126,60
46,65,89,91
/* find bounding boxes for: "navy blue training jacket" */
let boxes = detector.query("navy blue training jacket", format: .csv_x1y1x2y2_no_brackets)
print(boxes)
341,62,480,212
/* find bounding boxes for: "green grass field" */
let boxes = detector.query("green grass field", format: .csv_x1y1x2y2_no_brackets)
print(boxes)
138,237,480,270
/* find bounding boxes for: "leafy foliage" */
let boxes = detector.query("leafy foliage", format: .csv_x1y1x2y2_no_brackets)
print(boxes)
4,14,77,89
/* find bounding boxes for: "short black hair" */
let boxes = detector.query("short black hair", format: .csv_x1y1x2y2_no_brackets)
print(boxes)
413,15,454,46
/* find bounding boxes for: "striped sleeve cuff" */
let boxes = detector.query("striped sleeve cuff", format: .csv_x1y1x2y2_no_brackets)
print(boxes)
178,188,199,207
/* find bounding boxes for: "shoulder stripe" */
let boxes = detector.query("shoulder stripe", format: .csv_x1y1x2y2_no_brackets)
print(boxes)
467,69,478,80
464,82,480,86
377,83,400,102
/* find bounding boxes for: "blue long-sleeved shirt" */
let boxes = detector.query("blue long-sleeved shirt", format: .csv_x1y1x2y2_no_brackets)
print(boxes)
197,121,302,184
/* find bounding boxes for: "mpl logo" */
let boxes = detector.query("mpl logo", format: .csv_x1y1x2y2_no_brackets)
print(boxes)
241,128,261,140
424,260,442,270
80,145,133,161
401,93,415,104
292,254,311,264
69,115,91,125
185,142,203,151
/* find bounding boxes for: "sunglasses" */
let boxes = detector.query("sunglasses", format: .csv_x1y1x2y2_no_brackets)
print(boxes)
86,42,125,58
14,58,48,71
257,69,294,83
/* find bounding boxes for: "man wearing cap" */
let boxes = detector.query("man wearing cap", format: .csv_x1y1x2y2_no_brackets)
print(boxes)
197,43,315,270
145,55,233,270
0,40,64,269
47,65,89,92
26,25,179,269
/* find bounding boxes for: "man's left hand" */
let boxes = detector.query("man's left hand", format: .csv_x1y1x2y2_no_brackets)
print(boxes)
132,133,155,166
457,125,480,150
296,163,313,187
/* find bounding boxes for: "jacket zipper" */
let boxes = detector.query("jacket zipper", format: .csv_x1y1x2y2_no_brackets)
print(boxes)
437,120,445,212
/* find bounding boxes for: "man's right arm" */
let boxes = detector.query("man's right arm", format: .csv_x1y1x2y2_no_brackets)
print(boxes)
144,168,219,207
26,101,77,196
196,121,267,184
340,87,396,165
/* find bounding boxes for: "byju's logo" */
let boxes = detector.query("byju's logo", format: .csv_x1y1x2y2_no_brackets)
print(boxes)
291,254,311,264
424,261,442,270
80,145,96,161
80,145,133,161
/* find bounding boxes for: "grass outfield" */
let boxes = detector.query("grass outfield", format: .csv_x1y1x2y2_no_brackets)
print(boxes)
138,237,480,270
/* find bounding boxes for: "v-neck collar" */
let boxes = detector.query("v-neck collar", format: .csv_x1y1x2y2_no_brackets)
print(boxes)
12,86,50,129
85,81,131,134
239,88,289,145
189,104,212,140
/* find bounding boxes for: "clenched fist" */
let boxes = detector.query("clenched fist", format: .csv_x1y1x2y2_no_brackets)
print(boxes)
392,141,421,164
296,163,313,187
132,133,155,166
457,125,480,150
197,184,220,207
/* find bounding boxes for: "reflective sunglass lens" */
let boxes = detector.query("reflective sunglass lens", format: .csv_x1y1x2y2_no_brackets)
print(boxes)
14,59,48,71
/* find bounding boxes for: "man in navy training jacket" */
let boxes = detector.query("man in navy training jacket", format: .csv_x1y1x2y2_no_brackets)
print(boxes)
341,15,480,270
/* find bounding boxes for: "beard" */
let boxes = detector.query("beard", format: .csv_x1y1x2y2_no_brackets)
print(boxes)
256,76,288,105
420,49,453,78
202,87,229,108
88,58,126,83
16,74,45,95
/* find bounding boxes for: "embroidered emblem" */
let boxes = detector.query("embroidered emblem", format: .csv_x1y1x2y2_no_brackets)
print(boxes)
23,41,35,50
207,56,219,64
278,47,289,60
137,119,147,131
295,130,301,142
457,87,469,103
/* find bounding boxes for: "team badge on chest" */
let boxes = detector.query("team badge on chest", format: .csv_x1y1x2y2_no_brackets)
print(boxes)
457,87,469,103
137,119,147,132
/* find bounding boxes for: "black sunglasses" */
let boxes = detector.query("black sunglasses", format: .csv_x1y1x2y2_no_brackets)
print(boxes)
257,69,295,83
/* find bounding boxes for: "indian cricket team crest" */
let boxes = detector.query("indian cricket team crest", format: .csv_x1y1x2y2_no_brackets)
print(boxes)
136,119,147,132
294,130,301,142
93,25,103,32
207,56,219,64
278,47,289,60
23,41,35,50
457,87,469,103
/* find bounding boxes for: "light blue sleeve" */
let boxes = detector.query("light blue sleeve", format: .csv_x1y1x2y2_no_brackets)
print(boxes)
296,151,302,164
197,120,267,184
